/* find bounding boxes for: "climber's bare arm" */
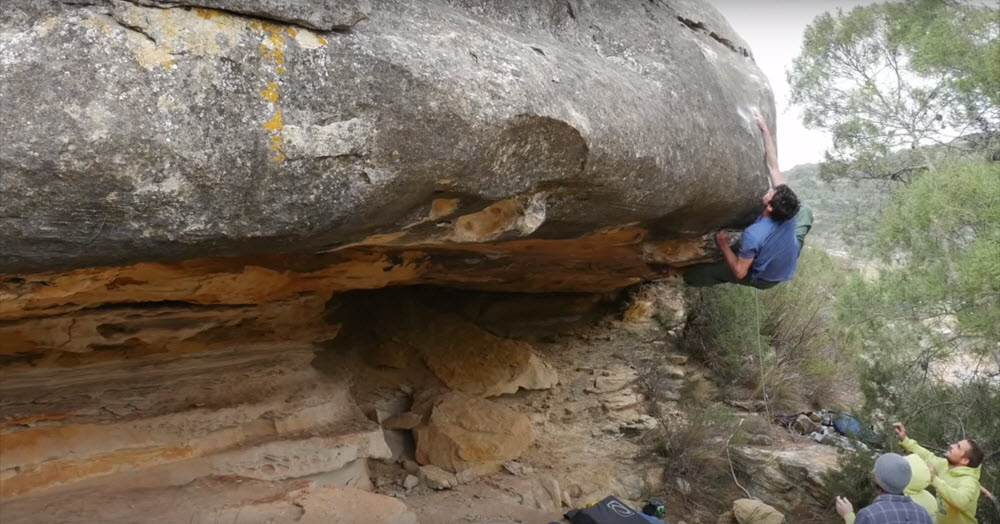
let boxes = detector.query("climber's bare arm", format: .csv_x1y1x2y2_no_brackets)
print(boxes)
755,111,785,187
717,231,752,280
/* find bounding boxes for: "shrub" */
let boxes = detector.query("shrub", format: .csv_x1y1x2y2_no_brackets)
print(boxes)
649,404,747,521
682,248,856,412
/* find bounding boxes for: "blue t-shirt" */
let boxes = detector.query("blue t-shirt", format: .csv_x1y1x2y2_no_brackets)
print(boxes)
739,214,799,282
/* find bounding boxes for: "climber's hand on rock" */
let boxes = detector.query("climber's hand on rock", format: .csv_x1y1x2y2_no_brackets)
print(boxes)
753,110,768,132
716,231,730,249
892,422,906,441
927,461,937,478
835,496,853,517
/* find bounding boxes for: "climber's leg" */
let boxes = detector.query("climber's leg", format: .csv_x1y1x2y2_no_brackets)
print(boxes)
795,204,813,254
682,261,781,289
682,261,739,287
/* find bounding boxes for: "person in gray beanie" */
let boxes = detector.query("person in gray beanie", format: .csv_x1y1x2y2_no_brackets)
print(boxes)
835,453,933,524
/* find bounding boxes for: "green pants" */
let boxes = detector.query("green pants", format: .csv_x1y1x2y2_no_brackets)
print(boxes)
683,204,813,289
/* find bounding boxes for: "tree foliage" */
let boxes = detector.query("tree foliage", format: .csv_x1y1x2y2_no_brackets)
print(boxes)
789,0,1000,181
832,160,1000,521
838,161,1000,351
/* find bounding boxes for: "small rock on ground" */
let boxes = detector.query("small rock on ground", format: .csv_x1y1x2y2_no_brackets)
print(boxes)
403,475,419,491
418,465,457,490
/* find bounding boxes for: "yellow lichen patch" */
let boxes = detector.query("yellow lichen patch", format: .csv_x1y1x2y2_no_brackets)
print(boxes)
263,111,283,131
81,13,115,36
135,40,176,70
286,27,298,37
260,82,280,103
165,7,246,55
253,21,287,70
194,8,221,20
250,21,289,161
318,36,328,45
109,4,247,71
250,20,283,33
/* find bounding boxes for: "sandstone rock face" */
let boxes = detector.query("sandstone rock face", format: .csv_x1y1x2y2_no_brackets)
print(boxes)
0,0,773,514
2,0,773,276
2,477,417,524
413,391,534,474
407,313,558,397
0,344,390,498
730,444,840,514
331,291,559,397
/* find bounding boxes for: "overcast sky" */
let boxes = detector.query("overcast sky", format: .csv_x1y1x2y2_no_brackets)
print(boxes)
706,0,879,170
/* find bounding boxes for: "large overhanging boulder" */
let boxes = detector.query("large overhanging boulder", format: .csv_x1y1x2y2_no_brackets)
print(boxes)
1,1,774,503
1,0,772,280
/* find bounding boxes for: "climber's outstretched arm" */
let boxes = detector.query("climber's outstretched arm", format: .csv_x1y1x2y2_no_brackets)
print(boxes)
717,231,753,280
755,111,785,187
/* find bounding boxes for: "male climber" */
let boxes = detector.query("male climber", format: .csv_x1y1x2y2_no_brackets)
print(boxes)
669,111,812,289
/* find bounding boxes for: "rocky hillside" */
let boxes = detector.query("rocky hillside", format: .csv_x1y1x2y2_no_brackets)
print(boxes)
0,1,813,523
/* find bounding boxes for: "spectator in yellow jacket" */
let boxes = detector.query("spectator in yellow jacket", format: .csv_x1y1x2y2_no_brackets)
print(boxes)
893,422,983,524
904,453,939,520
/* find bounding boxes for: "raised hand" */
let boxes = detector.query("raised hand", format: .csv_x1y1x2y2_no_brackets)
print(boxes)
892,422,907,441
835,496,854,517
753,110,768,132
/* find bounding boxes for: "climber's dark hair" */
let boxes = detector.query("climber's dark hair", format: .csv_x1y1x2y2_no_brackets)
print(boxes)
769,184,800,221
965,439,984,468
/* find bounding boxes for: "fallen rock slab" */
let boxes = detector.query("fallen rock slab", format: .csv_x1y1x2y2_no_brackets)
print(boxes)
730,443,840,513
414,390,534,474
411,314,559,397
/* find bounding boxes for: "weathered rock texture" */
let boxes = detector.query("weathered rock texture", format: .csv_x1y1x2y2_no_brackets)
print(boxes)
1,479,418,524
413,390,535,474
379,311,558,397
0,344,390,498
730,444,840,515
0,0,773,510
2,0,771,276
1,0,772,369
